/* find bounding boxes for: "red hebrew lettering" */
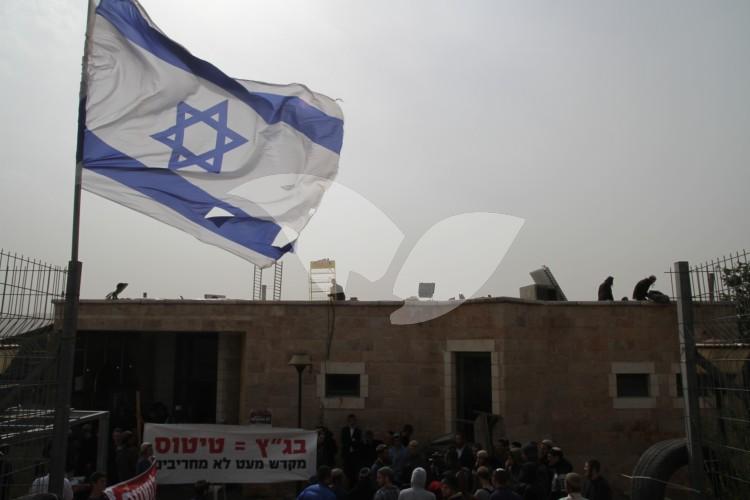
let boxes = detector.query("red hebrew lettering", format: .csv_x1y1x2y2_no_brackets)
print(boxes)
256,438,270,458
293,439,307,454
154,437,170,454
208,438,225,453
181,437,199,453
282,440,293,454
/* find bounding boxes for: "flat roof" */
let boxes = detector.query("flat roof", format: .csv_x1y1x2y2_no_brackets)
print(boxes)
58,296,699,307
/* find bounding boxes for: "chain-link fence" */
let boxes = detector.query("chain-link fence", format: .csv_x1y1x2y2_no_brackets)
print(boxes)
669,250,750,499
1,250,67,498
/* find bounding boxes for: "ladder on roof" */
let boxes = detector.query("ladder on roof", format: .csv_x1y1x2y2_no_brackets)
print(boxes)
252,265,263,300
252,262,283,301
273,261,283,301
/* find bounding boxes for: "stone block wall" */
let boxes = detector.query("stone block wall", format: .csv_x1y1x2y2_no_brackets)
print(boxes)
64,298,732,496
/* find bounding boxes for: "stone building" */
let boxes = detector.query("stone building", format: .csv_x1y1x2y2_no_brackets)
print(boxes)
57,297,728,496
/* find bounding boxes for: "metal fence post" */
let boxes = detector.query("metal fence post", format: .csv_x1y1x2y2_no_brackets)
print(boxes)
97,412,110,474
49,260,81,496
674,261,707,498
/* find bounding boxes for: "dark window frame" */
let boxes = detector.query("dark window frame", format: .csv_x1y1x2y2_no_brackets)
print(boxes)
616,373,650,398
325,373,360,397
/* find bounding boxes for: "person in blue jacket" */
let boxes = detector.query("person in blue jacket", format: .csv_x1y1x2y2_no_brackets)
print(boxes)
297,466,337,500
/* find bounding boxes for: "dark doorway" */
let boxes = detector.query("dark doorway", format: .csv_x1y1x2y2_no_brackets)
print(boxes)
73,331,219,428
455,352,492,442
73,331,146,430
173,333,218,423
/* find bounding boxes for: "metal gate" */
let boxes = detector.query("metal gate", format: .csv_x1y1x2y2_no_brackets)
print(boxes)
0,250,66,498
669,250,750,499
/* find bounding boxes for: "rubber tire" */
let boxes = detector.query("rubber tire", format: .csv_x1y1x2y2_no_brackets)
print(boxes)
631,438,690,500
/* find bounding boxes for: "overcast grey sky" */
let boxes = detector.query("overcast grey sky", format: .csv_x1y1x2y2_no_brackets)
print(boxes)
2,0,749,302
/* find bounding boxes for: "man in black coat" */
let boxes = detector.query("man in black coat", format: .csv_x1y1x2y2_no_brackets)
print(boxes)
341,414,363,483
597,277,614,301
633,275,656,300
445,433,474,470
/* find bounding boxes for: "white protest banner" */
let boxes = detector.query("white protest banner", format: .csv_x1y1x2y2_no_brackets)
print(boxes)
143,423,317,484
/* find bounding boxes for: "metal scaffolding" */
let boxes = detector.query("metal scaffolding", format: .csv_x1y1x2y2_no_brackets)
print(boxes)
309,259,336,301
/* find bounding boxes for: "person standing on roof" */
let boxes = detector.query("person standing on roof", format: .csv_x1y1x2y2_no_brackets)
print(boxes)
329,279,345,300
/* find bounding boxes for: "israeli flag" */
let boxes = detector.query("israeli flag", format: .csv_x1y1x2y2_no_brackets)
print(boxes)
81,0,344,267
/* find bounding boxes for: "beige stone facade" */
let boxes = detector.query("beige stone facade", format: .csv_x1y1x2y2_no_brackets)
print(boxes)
57,297,730,496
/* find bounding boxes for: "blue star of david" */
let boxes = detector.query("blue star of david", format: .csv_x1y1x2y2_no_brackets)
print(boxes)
151,100,247,173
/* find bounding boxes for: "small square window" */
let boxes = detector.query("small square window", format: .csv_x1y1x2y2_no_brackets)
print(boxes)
616,373,650,398
325,374,360,397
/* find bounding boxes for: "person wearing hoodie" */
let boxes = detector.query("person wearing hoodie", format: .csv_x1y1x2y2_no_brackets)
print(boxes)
398,467,436,500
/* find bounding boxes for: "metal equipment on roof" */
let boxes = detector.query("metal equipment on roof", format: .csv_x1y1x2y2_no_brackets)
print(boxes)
529,265,567,301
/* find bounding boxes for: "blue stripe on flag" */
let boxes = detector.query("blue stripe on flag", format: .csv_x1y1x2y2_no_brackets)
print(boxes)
83,129,292,260
96,0,343,155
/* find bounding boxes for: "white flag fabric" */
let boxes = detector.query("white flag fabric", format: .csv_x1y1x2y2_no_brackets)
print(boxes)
81,0,343,267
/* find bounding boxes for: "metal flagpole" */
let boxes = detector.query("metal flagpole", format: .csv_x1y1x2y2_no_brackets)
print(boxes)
49,0,96,495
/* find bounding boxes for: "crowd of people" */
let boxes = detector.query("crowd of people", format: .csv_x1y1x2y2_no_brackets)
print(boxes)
301,416,613,500
26,416,613,500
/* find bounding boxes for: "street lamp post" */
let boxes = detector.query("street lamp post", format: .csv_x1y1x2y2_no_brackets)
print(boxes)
288,353,312,428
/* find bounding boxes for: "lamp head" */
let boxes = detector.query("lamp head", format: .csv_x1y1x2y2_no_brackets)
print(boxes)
288,353,312,373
